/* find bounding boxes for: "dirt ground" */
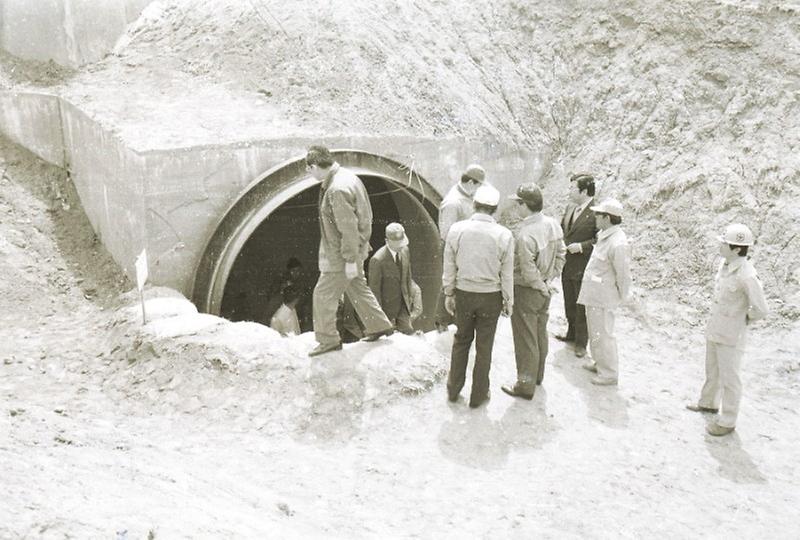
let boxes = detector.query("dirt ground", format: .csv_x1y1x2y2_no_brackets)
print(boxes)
2,0,800,537
2,135,799,537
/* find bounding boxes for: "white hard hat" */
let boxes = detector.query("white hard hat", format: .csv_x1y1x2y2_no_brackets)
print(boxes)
474,184,500,206
590,198,624,218
718,223,754,246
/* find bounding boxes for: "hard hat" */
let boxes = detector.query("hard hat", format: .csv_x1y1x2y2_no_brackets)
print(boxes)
718,223,754,246
385,222,409,248
590,198,624,218
508,183,542,207
473,184,500,206
463,164,485,183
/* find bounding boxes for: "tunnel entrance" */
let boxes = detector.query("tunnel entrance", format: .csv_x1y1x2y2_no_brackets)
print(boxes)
193,151,442,332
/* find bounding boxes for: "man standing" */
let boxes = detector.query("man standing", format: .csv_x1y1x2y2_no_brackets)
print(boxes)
557,173,597,358
435,164,486,332
306,145,394,357
686,223,768,436
501,184,566,400
368,222,415,335
577,198,632,386
443,184,514,408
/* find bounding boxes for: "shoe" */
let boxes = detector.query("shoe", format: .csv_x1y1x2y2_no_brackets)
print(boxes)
707,423,735,436
447,392,460,403
574,347,587,358
469,390,491,409
308,342,343,357
590,376,618,386
686,404,719,414
555,334,575,343
362,328,394,342
501,384,534,400
582,362,598,373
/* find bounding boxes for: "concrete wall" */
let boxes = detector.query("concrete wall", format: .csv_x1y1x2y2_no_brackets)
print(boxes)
0,0,152,67
0,91,64,165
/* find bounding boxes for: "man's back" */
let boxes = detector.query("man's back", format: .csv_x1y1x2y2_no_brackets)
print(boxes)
444,214,514,295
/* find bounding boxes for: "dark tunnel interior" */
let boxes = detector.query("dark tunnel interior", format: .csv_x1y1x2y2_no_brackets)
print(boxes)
219,175,441,333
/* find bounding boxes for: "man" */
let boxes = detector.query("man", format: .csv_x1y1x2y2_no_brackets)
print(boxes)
443,184,514,408
265,257,311,331
435,164,486,332
270,284,301,337
306,145,394,357
577,198,632,385
368,222,415,335
501,184,566,400
686,223,768,436
557,173,597,358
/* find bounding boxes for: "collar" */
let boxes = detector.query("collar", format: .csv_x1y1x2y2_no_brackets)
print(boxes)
387,246,398,259
320,162,340,189
470,213,496,223
457,182,474,199
576,197,592,215
597,224,620,240
521,212,543,226
723,257,745,273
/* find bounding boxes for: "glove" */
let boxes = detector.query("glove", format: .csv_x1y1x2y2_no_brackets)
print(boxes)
344,262,359,280
444,295,456,316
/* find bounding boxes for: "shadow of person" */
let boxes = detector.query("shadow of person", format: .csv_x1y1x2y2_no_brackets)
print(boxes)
293,353,367,447
498,387,560,452
704,430,767,484
437,403,509,471
552,347,630,429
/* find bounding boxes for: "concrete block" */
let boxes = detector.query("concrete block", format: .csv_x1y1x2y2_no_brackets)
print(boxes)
0,91,64,166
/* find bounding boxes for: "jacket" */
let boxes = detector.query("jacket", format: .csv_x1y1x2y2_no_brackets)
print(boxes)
561,199,597,279
317,163,373,272
706,257,768,348
438,183,474,241
368,245,413,319
513,213,566,292
577,225,631,309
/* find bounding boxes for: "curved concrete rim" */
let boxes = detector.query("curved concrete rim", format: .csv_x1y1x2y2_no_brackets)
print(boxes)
192,149,442,315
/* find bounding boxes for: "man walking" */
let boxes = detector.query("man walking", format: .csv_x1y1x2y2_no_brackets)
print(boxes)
557,173,597,358
577,198,631,386
306,145,394,357
443,184,514,408
435,164,486,332
501,184,566,400
368,222,415,335
686,223,768,436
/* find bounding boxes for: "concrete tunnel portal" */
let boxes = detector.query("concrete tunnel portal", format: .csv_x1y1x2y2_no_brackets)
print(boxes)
192,150,443,332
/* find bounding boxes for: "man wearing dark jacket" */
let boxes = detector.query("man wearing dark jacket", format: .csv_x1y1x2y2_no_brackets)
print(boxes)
557,173,597,358
368,222,415,335
306,145,394,357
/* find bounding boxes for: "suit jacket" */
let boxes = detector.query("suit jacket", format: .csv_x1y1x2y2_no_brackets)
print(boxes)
368,245,413,318
561,198,598,279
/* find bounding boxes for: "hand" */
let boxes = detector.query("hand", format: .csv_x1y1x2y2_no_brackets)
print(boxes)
566,242,582,254
445,295,456,316
344,262,359,280
502,302,512,317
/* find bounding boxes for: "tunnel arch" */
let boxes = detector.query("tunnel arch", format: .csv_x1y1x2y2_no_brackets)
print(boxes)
192,150,443,329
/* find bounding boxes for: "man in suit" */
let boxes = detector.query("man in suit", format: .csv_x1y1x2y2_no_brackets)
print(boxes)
368,222,415,335
556,173,597,358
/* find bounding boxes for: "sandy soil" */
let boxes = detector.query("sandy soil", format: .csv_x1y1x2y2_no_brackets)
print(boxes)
2,136,799,538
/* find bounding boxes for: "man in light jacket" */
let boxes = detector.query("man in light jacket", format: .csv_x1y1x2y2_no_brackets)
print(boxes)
502,184,566,399
686,223,768,436
443,184,514,408
577,198,632,385
306,145,394,357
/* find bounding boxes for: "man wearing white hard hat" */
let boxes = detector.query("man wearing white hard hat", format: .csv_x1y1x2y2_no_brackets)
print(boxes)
686,223,768,436
442,184,514,408
435,164,487,332
577,198,632,385
368,222,416,335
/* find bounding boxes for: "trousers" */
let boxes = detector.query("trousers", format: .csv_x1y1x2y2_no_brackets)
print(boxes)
586,305,618,381
313,268,393,346
447,289,502,404
562,274,588,348
510,286,551,391
699,340,744,428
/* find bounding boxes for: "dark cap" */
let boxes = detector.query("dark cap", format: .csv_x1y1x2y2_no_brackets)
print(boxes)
508,183,542,206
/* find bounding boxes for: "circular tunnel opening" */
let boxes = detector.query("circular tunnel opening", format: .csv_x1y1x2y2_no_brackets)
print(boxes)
193,151,443,332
